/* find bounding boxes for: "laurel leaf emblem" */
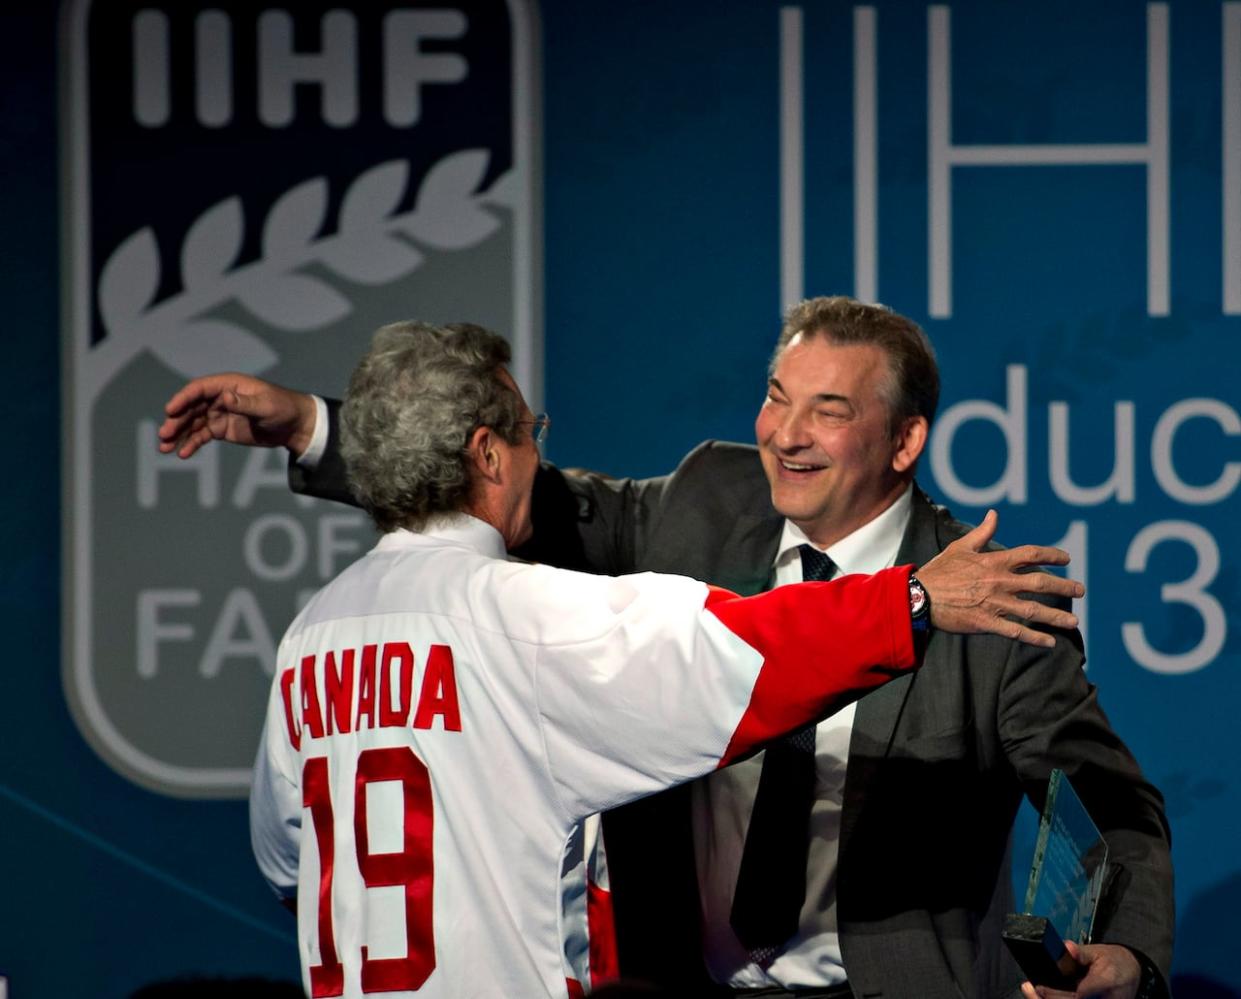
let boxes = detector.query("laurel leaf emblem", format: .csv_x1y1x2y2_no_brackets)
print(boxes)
479,170,518,208
149,319,278,379
340,160,409,230
93,150,507,382
320,235,425,286
403,150,501,249
264,178,328,259
324,160,424,283
236,273,352,329
181,197,243,289
98,226,160,333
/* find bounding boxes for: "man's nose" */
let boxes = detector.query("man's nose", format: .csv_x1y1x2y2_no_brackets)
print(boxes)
775,407,813,449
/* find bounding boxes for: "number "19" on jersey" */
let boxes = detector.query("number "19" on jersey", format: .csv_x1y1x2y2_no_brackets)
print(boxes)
303,747,436,996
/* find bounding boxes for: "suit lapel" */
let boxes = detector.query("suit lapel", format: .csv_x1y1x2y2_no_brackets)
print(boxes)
714,510,784,596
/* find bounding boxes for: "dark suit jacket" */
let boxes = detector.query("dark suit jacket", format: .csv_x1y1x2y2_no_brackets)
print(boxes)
295,416,1174,999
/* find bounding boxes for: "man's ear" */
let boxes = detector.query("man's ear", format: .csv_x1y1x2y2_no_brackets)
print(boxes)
892,415,929,474
467,426,502,483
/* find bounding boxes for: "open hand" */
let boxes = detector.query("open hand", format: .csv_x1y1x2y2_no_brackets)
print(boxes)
917,510,1083,648
157,373,318,459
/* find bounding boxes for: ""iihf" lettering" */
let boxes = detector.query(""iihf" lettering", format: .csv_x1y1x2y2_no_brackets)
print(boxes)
131,8,470,128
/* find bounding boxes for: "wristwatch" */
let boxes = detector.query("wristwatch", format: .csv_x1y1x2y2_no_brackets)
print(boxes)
1132,950,1165,999
909,574,931,633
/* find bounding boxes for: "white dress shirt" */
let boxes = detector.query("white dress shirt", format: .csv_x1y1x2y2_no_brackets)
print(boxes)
692,486,913,989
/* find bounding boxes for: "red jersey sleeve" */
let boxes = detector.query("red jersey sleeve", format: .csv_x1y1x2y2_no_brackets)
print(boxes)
705,564,918,766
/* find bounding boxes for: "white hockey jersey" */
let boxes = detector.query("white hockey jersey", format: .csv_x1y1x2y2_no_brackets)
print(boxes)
250,515,915,999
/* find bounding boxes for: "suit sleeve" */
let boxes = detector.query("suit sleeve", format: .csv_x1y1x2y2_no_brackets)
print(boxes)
513,466,670,575
529,564,916,822
996,617,1174,990
287,397,356,507
286,397,665,576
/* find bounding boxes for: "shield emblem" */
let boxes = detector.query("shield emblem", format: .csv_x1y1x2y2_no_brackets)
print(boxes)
61,0,540,796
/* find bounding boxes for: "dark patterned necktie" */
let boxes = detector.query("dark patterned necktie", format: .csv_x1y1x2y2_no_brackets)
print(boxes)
729,544,836,964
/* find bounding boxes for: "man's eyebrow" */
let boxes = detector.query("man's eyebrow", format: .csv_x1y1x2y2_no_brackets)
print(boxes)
769,377,853,408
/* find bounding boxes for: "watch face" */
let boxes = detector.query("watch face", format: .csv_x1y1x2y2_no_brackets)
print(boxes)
910,579,929,617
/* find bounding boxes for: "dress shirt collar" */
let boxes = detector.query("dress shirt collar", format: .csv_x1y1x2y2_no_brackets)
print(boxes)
773,483,913,578
374,513,508,561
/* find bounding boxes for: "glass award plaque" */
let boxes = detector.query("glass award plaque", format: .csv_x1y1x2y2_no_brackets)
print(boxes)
1003,769,1109,989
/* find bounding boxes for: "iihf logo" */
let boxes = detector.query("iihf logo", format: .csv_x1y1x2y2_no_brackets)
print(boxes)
62,0,539,796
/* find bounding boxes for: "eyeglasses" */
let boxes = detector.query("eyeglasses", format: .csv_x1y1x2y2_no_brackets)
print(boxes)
519,413,551,445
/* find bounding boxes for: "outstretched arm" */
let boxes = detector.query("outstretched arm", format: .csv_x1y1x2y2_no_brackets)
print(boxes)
156,377,651,552
157,373,319,459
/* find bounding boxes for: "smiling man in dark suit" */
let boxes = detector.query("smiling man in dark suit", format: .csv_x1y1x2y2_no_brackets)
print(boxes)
160,297,1172,999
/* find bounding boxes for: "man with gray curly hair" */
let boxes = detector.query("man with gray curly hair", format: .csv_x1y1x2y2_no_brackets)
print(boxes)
238,320,1084,999
339,320,531,539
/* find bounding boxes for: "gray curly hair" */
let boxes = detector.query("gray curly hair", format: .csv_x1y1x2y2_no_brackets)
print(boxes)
340,320,523,532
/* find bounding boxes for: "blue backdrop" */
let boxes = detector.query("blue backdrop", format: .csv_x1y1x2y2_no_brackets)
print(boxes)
2,1,1237,995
